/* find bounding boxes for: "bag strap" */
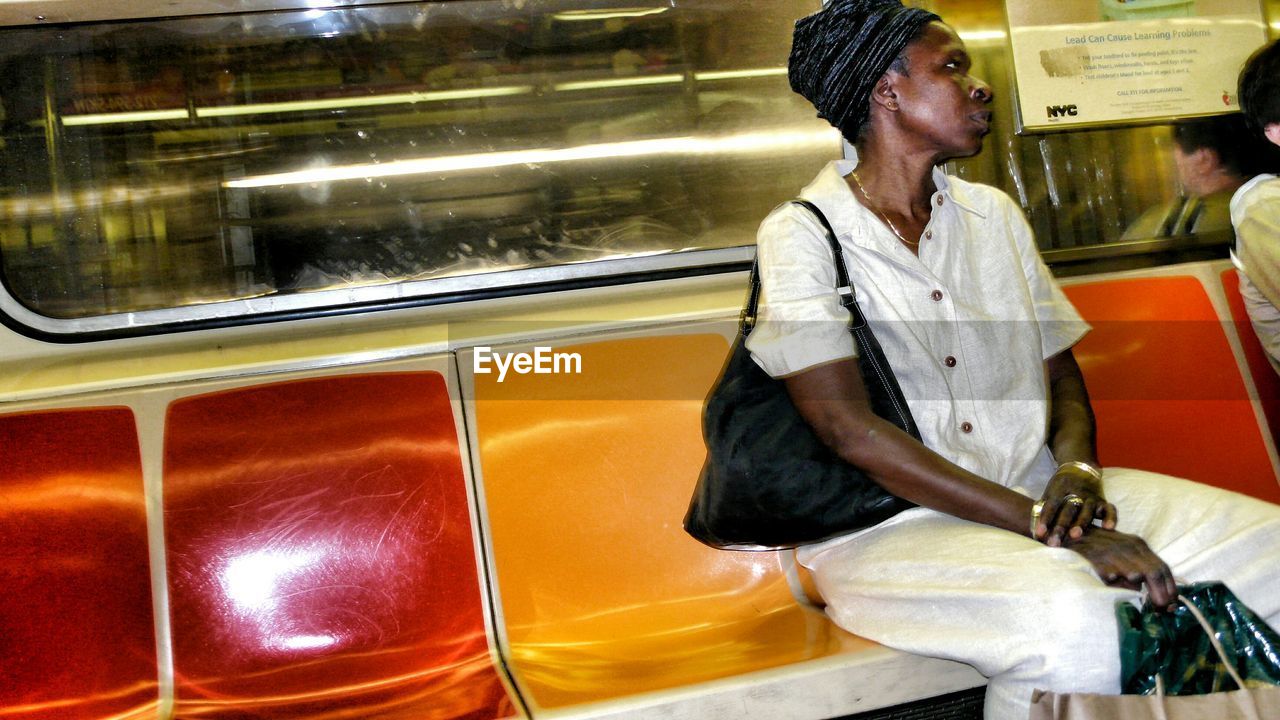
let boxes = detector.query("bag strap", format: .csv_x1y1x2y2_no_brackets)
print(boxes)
741,199,922,437
741,199,866,334
1177,592,1250,692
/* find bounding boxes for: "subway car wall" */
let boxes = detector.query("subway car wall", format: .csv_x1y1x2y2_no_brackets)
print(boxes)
0,0,1276,341
0,0,832,329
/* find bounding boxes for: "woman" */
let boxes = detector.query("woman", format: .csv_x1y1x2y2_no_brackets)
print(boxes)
747,1,1280,717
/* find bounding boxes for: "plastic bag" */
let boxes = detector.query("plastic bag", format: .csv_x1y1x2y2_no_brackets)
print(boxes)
1117,581,1280,695
1031,583,1280,719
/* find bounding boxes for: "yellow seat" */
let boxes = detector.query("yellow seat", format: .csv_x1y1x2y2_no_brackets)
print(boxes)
468,332,904,711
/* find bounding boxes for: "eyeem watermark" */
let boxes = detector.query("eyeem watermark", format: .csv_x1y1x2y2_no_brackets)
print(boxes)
473,346,583,382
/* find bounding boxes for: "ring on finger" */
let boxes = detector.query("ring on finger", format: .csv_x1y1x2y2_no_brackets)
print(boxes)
1064,494,1085,508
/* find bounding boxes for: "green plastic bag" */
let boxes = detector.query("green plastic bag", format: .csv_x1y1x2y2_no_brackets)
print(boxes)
1118,581,1280,696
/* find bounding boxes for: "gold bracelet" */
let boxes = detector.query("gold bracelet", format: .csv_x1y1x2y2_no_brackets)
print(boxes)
1030,499,1046,539
1057,460,1103,484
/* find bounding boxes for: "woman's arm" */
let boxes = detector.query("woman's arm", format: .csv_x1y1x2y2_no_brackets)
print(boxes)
1040,349,1118,546
785,354,1178,608
1045,349,1097,468
783,358,1035,534
1004,190,1119,546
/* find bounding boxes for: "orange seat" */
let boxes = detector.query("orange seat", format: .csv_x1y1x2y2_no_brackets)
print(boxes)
163,371,518,719
0,407,158,720
1220,268,1280,449
1064,276,1280,502
468,333,922,712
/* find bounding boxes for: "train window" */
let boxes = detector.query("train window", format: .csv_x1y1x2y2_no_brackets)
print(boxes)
0,0,835,334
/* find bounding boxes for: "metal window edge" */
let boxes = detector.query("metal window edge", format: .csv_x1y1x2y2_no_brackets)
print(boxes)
0,246,756,342
0,0,424,29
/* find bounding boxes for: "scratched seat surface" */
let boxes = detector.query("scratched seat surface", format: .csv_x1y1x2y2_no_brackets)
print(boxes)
1065,276,1280,502
466,333,882,713
163,371,519,719
0,407,158,720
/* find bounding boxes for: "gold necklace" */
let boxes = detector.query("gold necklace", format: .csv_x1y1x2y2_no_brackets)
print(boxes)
850,171,920,248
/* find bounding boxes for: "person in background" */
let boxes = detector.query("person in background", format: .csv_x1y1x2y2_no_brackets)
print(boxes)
1124,114,1279,241
751,1,1280,717
1235,39,1280,372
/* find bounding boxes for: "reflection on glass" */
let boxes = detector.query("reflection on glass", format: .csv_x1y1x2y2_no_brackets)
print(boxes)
0,0,833,320
936,1,1231,260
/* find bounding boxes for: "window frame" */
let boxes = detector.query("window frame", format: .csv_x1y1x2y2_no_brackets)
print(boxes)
0,0,829,340
0,246,755,341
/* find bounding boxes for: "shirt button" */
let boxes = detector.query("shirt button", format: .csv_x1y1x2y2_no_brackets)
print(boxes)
925,230,933,240
960,421,973,433
944,356,957,367
931,289,944,302
936,196,944,206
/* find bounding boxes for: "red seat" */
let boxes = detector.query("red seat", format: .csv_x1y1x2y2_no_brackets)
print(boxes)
0,407,158,720
1065,276,1280,502
1221,268,1280,448
163,371,518,718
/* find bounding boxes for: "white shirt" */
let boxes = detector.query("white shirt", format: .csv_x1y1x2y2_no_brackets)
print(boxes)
746,160,1089,494
1230,173,1280,374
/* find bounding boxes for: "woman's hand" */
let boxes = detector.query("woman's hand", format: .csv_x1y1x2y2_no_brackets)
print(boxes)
1064,527,1178,610
1036,464,1117,547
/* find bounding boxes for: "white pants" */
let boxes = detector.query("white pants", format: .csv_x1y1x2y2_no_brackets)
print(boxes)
800,469,1280,720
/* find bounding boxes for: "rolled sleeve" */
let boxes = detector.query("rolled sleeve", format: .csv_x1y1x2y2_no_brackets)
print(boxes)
1005,198,1090,359
745,205,857,378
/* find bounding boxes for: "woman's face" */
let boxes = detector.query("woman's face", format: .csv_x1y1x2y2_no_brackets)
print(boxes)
887,22,992,159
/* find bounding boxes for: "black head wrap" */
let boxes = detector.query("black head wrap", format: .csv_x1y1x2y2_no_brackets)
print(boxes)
789,0,940,140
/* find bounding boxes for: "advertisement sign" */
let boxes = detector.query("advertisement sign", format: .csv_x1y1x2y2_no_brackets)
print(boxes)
1005,0,1268,131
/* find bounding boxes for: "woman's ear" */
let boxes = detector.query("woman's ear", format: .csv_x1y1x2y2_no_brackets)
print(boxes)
871,75,898,112
1265,122,1280,148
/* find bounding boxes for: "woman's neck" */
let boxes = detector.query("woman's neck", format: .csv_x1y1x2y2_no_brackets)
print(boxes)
852,144,938,221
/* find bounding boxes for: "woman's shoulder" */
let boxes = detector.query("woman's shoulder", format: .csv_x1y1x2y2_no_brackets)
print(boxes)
941,174,1040,260
941,173,1021,217
1231,173,1280,214
1230,174,1280,237
758,200,823,241
758,163,847,248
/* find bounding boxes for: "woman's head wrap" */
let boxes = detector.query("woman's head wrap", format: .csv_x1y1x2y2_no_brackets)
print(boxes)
789,0,940,140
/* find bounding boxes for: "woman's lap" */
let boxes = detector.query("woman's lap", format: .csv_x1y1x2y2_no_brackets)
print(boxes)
802,468,1280,682
1104,468,1280,622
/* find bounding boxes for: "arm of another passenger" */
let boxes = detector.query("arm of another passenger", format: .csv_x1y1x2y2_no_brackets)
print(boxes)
1236,183,1280,311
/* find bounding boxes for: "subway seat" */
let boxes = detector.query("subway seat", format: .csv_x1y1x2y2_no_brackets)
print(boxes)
1064,275,1280,503
464,332,985,720
162,371,518,719
2,263,1277,720
464,268,1279,718
0,408,159,720
1220,268,1280,451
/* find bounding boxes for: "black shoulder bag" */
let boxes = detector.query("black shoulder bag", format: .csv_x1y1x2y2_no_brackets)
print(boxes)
684,200,920,550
